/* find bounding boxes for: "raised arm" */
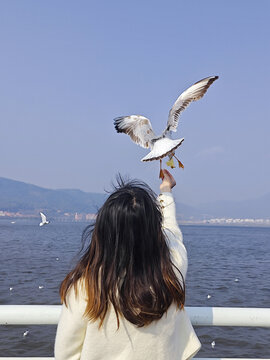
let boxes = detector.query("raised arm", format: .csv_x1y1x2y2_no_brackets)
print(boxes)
158,169,188,279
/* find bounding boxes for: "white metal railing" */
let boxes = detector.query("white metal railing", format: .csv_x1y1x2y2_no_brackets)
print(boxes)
1,305,270,327
0,306,270,360
0,359,267,360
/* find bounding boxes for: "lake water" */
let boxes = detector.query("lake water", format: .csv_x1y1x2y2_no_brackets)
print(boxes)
0,221,269,357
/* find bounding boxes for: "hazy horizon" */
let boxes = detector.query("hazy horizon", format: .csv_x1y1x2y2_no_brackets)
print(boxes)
1,0,269,206
1,175,269,208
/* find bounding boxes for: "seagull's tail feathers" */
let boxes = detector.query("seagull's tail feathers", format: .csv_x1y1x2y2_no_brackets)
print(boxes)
141,137,184,162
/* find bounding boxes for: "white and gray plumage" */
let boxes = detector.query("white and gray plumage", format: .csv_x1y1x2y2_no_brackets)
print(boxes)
39,212,49,227
114,76,218,174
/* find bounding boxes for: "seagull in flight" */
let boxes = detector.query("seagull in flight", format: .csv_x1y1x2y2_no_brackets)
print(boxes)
39,212,49,227
114,76,218,178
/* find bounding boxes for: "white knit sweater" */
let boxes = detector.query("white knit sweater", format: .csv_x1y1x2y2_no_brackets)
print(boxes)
54,192,201,359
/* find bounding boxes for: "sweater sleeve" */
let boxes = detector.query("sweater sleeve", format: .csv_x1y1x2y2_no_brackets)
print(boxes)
158,192,188,280
54,282,88,360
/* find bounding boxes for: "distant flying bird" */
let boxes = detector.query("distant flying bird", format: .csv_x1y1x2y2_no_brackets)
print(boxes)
39,212,49,227
211,340,216,349
23,330,29,337
114,76,218,178
207,294,212,299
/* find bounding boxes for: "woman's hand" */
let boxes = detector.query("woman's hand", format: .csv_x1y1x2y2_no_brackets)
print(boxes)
160,169,176,193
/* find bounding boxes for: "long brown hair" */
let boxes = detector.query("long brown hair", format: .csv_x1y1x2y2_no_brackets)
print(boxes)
60,178,185,328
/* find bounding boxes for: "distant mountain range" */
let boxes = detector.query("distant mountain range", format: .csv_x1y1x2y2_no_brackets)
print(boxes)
0,177,106,215
0,177,269,219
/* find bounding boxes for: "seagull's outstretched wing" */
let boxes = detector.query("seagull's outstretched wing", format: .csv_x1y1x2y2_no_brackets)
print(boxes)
114,115,156,149
164,76,219,134
40,212,47,223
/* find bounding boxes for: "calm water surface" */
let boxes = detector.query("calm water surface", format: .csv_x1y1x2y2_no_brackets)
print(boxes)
0,221,269,357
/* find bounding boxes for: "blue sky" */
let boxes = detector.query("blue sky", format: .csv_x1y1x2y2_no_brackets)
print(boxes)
1,0,269,205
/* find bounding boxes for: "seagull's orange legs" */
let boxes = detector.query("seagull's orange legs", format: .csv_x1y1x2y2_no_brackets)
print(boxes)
159,159,164,179
160,154,184,178
173,154,184,169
